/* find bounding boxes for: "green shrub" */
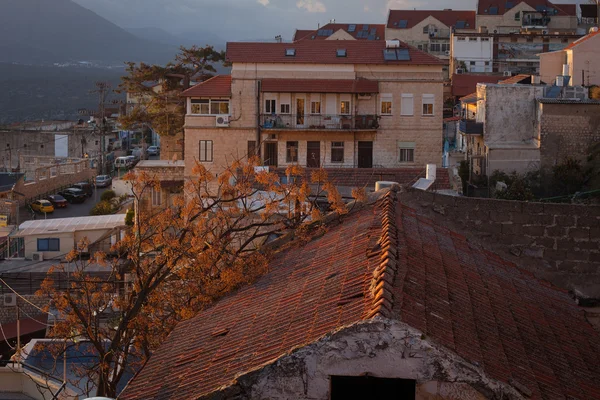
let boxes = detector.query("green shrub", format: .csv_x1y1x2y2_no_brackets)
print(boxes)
90,201,114,216
101,190,116,202
125,207,135,226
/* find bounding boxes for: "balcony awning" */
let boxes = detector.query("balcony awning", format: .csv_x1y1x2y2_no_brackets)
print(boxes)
260,78,378,94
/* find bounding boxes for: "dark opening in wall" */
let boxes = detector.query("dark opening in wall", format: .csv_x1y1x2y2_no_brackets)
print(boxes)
330,375,416,399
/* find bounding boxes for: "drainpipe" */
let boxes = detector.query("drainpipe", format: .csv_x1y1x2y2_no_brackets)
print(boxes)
257,80,262,159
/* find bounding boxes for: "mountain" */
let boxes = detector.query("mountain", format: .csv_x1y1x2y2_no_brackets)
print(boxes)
0,0,177,64
127,27,226,50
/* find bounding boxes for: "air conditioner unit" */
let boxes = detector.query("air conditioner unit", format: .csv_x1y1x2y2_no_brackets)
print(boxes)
32,252,43,261
215,115,229,127
358,94,371,100
3,293,16,307
444,50,450,56
542,29,549,34
503,71,512,77
456,68,465,74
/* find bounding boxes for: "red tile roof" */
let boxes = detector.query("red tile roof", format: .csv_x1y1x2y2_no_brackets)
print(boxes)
293,23,386,41
121,191,600,400
499,73,533,84
261,78,379,94
564,29,600,50
387,10,476,29
452,73,502,97
477,0,576,16
226,41,445,65
180,75,232,97
459,92,478,102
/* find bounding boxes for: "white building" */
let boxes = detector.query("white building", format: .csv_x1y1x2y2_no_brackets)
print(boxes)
451,33,494,73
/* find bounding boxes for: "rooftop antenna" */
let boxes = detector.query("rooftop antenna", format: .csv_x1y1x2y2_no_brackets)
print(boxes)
275,35,282,43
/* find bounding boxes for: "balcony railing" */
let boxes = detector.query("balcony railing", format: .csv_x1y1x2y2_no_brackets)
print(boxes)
522,12,551,27
458,119,484,135
261,114,379,130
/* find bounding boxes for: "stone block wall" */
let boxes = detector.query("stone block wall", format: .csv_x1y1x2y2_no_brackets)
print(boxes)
0,295,47,324
403,188,600,297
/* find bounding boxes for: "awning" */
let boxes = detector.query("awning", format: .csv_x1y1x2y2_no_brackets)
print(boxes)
261,78,379,94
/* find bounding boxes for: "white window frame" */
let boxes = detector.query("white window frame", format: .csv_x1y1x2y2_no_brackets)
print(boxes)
422,94,434,116
401,94,414,116
380,94,393,115
398,142,415,163
190,98,230,116
310,100,321,115
199,140,213,162
280,93,291,114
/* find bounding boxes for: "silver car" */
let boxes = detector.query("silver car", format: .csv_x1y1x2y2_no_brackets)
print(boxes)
95,175,112,188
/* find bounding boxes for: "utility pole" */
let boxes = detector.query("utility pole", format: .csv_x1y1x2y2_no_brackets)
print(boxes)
91,82,111,175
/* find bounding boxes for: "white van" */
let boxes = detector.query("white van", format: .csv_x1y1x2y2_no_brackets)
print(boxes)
114,156,131,169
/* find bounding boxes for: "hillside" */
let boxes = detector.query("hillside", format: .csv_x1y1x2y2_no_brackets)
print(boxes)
0,0,176,64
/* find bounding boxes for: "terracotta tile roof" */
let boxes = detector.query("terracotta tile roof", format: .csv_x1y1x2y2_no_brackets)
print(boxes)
293,23,386,41
477,0,576,16
459,92,478,102
121,191,600,400
499,73,533,84
226,40,445,65
180,75,232,97
452,73,502,97
564,29,600,50
261,78,379,93
387,10,476,29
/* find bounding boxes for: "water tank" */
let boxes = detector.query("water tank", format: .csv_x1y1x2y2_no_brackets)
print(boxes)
375,181,399,191
426,164,437,181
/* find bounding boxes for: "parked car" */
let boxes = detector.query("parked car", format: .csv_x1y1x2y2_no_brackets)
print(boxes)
31,200,54,213
95,175,112,188
114,156,132,170
72,182,93,197
58,188,87,204
46,194,68,208
147,146,160,156
126,156,138,167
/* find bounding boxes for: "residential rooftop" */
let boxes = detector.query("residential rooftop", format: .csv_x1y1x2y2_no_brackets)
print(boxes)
13,214,126,237
387,9,476,29
293,23,386,41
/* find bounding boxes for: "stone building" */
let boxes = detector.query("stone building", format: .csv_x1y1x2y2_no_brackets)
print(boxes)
133,159,185,211
292,23,386,42
120,188,600,400
181,40,445,182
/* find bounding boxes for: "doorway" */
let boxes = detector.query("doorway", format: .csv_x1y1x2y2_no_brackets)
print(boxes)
307,141,320,168
296,98,305,126
264,142,278,166
357,141,373,168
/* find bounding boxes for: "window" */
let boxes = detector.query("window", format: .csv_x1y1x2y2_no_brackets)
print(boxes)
398,142,415,163
340,100,351,115
151,187,162,207
286,141,298,162
469,37,478,41
191,99,209,115
417,44,423,50
515,11,520,21
336,49,347,57
37,238,60,252
210,100,230,115
470,61,476,66
265,99,276,114
248,140,256,157
331,376,415,399
199,140,213,162
423,25,429,34
285,48,296,56
401,93,414,116
331,141,344,163
481,37,490,42
191,99,229,115
380,94,392,115
422,94,434,116
457,37,466,41
485,61,490,66
561,38,568,43
310,101,321,114
280,103,290,114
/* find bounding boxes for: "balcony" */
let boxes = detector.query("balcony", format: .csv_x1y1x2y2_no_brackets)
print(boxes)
521,12,551,28
261,114,379,131
458,119,483,135
428,28,451,39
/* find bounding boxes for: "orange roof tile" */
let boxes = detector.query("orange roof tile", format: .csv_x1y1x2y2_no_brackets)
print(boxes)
387,10,476,29
180,75,232,97
452,73,502,97
121,191,600,400
226,40,445,65
294,23,386,41
261,78,378,93
499,73,533,84
564,29,600,50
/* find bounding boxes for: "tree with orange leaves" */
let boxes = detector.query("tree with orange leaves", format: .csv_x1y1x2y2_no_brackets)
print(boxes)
37,158,355,398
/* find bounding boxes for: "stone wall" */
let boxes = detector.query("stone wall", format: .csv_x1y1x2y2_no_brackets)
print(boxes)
538,102,600,170
402,188,600,298
0,295,47,324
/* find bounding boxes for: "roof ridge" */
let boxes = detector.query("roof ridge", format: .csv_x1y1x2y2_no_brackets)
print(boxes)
366,189,399,319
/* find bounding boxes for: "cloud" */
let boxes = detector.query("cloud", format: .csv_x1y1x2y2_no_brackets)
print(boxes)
364,5,370,11
296,0,327,13
257,0,270,5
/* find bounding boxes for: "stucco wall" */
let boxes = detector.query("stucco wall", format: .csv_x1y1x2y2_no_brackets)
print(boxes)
213,319,523,400
570,34,600,86
539,50,566,85
538,102,600,169
476,2,577,33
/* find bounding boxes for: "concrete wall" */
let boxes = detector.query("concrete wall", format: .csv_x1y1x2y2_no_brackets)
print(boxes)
0,366,74,400
538,102,600,169
404,188,600,297
0,295,47,324
216,319,523,399
570,33,600,86
539,50,566,84
452,35,494,73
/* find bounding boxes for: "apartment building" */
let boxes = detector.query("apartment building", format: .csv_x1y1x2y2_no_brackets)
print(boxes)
476,0,578,34
181,40,444,180
293,23,386,42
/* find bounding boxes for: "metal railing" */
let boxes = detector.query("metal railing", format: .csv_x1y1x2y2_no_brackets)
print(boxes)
261,114,379,130
458,119,484,135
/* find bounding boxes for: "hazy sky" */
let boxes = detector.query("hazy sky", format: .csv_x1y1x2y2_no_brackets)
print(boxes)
73,0,477,41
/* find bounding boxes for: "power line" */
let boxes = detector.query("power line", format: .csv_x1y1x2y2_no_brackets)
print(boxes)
0,321,15,350
0,277,53,317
